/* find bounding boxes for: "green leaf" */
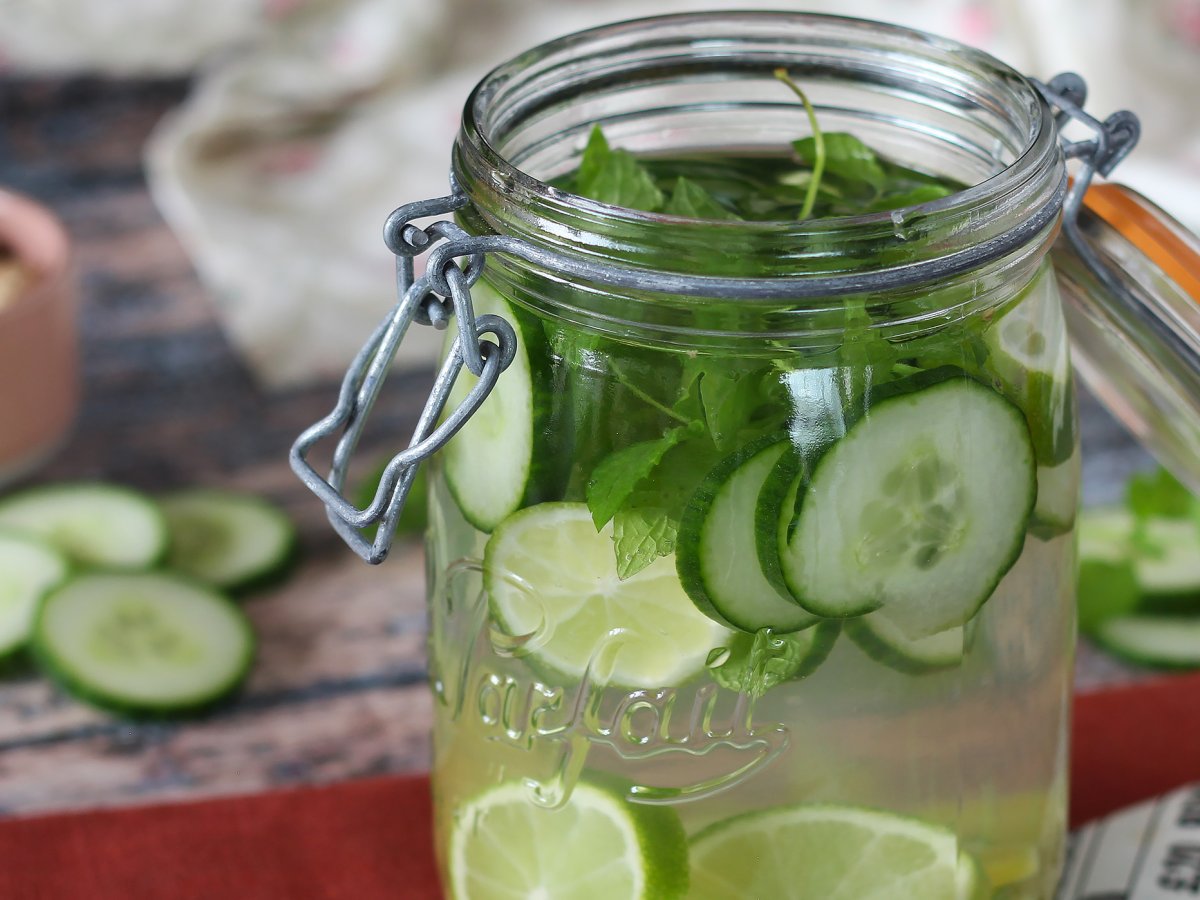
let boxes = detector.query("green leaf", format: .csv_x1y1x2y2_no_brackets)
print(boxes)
577,147,664,212
1128,466,1195,520
866,183,953,213
709,630,814,698
699,369,779,452
663,176,741,220
613,505,676,579
576,125,610,189
1077,558,1141,634
609,439,720,578
585,428,686,529
794,132,886,191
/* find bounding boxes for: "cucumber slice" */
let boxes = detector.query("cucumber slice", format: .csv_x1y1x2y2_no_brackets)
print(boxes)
0,483,167,570
484,502,730,687
783,374,1036,636
441,280,550,533
677,436,818,633
1029,451,1080,540
1079,507,1200,608
983,271,1075,467
161,490,296,592
846,613,965,674
32,572,254,716
1091,613,1200,669
709,621,839,695
0,532,69,659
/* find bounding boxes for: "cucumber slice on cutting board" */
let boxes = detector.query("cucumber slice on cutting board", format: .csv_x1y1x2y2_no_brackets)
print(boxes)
846,613,965,674
1079,507,1200,608
0,532,69,659
440,279,551,533
162,490,296,592
983,271,1075,467
677,436,819,633
1091,614,1200,669
0,483,167,570
782,373,1036,637
32,572,254,716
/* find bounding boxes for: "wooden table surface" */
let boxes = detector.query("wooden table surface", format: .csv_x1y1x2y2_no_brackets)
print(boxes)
0,76,1161,819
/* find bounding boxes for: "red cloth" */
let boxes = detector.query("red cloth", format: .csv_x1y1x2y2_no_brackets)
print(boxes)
0,673,1198,899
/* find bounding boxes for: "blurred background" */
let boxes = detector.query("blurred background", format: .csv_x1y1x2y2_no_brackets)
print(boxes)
0,0,1194,817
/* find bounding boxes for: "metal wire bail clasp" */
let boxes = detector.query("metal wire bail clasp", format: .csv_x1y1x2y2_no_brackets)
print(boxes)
1032,72,1141,289
289,182,517,563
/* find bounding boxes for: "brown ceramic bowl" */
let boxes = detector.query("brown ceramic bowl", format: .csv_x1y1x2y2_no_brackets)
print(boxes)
0,190,78,487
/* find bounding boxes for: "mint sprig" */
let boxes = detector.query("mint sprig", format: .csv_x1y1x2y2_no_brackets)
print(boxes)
773,68,826,220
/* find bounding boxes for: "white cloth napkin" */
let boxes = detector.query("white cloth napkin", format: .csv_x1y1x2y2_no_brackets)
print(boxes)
4,0,1198,387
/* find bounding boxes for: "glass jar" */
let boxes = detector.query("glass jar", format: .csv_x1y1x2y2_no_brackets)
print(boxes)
290,11,1200,900
432,14,1071,900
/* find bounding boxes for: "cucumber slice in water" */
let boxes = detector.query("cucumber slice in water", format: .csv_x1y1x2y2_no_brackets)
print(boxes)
32,572,254,715
1091,614,1200,669
0,483,167,570
0,532,69,659
1029,451,1080,540
846,613,965,674
485,502,729,687
783,375,1036,636
677,437,818,633
162,490,296,591
984,272,1075,467
441,280,548,533
1079,507,1200,608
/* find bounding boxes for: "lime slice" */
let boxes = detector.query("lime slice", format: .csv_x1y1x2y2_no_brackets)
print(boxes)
449,779,688,900
689,804,979,899
484,503,729,686
978,843,1038,890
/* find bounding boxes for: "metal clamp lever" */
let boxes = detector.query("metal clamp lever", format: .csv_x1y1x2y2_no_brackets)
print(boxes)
289,185,516,563
1032,73,1140,297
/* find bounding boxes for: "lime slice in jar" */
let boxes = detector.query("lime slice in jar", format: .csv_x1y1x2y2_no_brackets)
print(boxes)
688,804,984,899
448,779,688,900
484,502,729,687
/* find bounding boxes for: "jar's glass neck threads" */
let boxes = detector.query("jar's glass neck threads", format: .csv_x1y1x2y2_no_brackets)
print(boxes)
453,12,1065,288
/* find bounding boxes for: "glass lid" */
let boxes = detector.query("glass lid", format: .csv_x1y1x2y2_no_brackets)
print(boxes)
1054,181,1200,493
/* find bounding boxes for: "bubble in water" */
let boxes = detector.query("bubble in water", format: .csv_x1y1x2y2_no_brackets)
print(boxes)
707,646,731,668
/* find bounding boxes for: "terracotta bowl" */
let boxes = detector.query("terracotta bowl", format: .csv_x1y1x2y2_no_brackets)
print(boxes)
0,190,78,487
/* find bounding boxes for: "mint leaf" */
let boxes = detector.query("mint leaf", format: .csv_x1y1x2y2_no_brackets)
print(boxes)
586,428,686,529
577,147,664,212
709,631,815,698
610,439,719,578
613,505,676,579
866,183,952,213
1077,558,1140,634
794,132,885,191
576,125,610,189
663,176,741,220
699,367,785,453
1128,466,1194,520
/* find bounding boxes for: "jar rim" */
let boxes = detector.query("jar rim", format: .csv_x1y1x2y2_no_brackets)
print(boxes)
453,10,1066,296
